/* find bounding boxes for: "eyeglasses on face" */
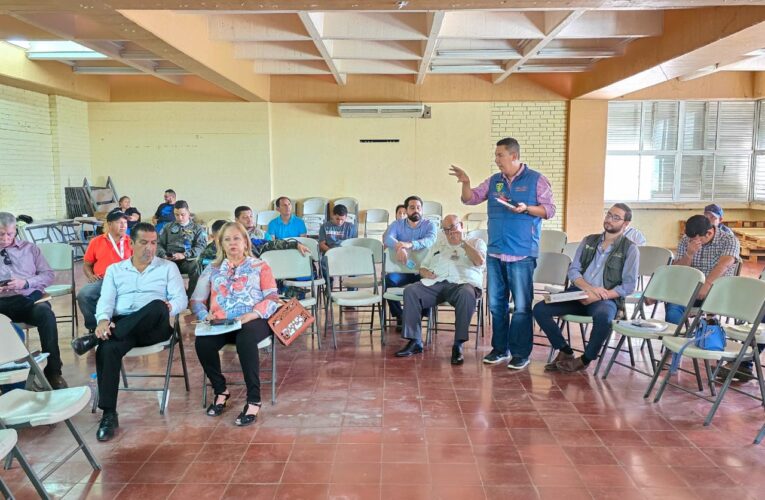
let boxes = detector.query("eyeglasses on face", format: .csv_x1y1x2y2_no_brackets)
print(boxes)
604,213,624,222
442,223,462,232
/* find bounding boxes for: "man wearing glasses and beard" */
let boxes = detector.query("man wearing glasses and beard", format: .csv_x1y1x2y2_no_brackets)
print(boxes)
533,203,640,373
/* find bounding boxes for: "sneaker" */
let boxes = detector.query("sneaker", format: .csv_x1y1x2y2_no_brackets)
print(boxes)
507,357,530,370
483,351,510,365
544,351,574,372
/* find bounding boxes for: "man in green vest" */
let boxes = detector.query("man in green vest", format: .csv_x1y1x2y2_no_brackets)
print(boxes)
533,204,640,372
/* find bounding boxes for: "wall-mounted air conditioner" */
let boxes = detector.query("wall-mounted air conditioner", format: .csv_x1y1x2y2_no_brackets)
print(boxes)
337,102,431,118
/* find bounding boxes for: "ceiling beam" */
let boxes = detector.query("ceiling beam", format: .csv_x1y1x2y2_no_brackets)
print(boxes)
416,11,444,85
493,10,585,84
298,12,346,85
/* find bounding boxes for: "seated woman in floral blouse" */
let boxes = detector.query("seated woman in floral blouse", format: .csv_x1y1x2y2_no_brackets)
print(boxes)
190,222,279,426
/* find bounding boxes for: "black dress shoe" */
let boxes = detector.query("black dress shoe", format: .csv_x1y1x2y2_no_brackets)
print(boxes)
395,340,423,357
71,334,98,356
96,412,119,442
451,345,464,365
45,373,69,390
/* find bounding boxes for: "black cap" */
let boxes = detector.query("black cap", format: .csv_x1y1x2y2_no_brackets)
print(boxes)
106,211,128,223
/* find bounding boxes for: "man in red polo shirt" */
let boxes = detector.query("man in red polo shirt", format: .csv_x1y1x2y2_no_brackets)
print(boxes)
76,211,132,333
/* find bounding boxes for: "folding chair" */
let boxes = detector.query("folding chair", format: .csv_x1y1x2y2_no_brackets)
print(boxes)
602,265,704,381
301,197,329,237
261,249,321,349
38,243,78,337
529,252,571,358
540,229,567,254
463,212,488,232
91,316,190,415
0,429,16,500
466,229,488,244
422,201,442,225
339,238,385,291
649,276,765,427
201,336,277,407
0,314,100,500
363,209,389,238
562,242,579,261
626,246,674,309
256,210,279,230
381,247,426,334
324,246,384,349
284,237,325,301
425,271,487,349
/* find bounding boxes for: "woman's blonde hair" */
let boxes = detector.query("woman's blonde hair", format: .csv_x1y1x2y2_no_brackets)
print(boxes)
212,222,253,267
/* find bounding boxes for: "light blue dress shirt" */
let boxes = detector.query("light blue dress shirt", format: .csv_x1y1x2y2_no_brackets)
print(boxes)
96,257,188,321
383,218,437,251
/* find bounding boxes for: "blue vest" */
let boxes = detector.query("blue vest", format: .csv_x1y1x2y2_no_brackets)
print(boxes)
487,167,542,257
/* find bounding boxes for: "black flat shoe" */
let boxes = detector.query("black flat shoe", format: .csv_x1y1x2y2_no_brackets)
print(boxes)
96,412,119,442
235,402,261,427
71,334,98,356
206,392,230,417
45,373,69,389
451,345,464,365
395,340,423,357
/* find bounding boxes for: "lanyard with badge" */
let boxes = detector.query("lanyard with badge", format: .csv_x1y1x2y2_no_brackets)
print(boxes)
107,234,125,259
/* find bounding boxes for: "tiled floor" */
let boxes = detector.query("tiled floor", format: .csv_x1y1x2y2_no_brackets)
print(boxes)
3,262,765,499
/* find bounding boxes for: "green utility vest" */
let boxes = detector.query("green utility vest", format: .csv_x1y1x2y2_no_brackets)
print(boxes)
579,233,634,307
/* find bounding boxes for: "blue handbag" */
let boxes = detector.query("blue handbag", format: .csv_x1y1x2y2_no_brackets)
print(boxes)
669,317,726,373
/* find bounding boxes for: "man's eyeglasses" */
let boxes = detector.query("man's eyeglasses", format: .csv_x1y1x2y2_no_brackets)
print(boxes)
442,224,462,232
604,213,624,222
0,249,10,266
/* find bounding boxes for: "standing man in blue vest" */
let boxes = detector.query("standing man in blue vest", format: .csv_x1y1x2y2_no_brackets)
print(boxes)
450,137,556,370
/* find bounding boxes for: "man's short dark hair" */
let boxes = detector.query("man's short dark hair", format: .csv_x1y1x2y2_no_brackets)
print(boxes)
165,189,176,196
234,206,252,219
174,200,189,211
131,222,157,242
275,196,290,208
211,219,227,234
611,203,632,222
496,137,521,156
404,196,423,208
685,215,713,238
332,204,348,217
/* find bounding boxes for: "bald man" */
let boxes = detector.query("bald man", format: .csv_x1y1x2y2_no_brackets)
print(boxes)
395,214,487,364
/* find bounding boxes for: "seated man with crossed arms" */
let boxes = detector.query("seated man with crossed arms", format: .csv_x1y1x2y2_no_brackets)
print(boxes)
395,214,486,365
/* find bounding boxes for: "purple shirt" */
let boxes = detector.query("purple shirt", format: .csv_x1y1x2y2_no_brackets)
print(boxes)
0,240,54,297
464,165,556,262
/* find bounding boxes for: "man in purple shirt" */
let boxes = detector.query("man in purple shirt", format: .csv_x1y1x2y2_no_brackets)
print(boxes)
0,212,67,389
450,137,556,370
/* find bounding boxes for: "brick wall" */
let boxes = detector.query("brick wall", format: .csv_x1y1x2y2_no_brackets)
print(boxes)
490,102,567,230
0,83,91,219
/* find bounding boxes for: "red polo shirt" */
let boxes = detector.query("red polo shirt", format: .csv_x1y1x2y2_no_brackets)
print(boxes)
83,234,133,278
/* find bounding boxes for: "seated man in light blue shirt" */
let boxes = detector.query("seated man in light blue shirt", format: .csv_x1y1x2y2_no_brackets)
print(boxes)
266,197,307,239
383,195,438,330
532,204,639,373
71,222,187,442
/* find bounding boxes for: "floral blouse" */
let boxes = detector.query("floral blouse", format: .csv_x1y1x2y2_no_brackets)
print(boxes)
191,256,279,321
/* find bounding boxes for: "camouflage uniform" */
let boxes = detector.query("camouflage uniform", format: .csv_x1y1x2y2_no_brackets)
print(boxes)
158,221,207,297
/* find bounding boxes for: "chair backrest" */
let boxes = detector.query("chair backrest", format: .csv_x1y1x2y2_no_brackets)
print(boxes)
422,201,442,216
463,212,488,231
533,252,571,287
333,198,358,224
324,246,375,277
563,242,580,261
289,237,320,261
700,276,765,324
0,314,31,364
466,229,488,244
38,242,73,271
642,265,705,306
301,197,329,216
540,229,567,253
259,249,313,280
759,267,765,281
256,210,279,227
341,237,384,263
637,246,673,277
384,247,426,275
363,209,389,237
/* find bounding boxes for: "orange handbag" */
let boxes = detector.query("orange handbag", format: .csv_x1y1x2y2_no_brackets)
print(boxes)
268,298,315,346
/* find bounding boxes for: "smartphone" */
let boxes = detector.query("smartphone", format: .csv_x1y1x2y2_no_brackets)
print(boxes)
209,318,235,326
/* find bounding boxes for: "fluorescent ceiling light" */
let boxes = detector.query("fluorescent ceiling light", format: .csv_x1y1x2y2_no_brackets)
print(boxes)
28,51,108,60
517,64,589,72
745,48,765,57
536,48,619,58
6,40,108,60
430,64,504,73
119,50,157,60
73,66,141,74
155,67,190,75
6,39,31,49
436,49,520,59
678,64,719,82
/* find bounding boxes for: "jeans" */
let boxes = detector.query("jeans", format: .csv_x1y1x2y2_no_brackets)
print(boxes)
533,289,619,361
487,256,536,359
77,279,103,331
385,273,421,318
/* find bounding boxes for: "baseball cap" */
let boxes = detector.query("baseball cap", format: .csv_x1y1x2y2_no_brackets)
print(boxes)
703,204,723,218
106,210,128,223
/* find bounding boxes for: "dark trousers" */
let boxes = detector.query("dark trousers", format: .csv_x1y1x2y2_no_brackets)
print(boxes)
533,288,618,361
385,273,421,318
96,300,172,411
174,259,200,298
403,281,480,343
195,319,271,404
0,293,61,377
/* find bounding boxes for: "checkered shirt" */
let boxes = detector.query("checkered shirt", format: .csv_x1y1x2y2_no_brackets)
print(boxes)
676,228,740,277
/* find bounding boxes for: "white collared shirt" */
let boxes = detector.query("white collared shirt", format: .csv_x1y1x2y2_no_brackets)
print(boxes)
420,236,487,289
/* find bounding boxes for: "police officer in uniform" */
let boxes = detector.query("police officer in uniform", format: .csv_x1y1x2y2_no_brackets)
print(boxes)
158,200,207,297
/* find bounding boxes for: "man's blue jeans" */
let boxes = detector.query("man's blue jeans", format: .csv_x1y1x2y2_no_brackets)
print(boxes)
487,256,536,358
77,279,103,331
533,289,619,361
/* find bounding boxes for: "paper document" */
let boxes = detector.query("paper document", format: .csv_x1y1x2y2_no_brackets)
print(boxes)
194,320,242,337
543,290,589,303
